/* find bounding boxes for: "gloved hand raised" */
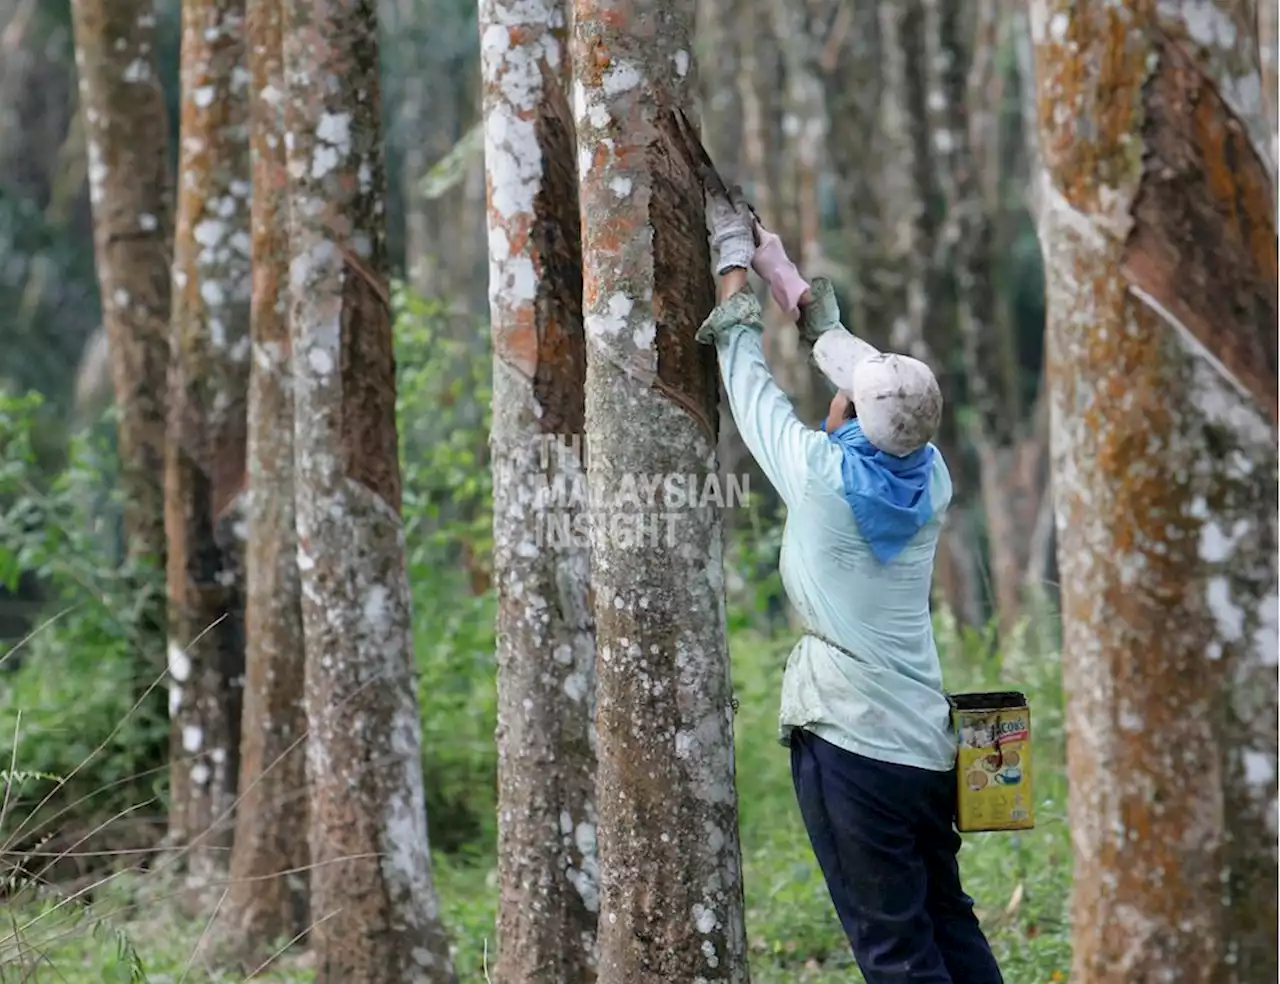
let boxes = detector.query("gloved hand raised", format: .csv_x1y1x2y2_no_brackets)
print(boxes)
752,219,810,321
706,183,757,276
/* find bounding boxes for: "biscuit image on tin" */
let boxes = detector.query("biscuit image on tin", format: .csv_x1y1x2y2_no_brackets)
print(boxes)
1002,749,1021,768
966,770,988,791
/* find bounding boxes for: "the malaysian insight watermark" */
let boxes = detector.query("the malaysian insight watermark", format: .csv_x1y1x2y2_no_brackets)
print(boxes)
494,434,753,551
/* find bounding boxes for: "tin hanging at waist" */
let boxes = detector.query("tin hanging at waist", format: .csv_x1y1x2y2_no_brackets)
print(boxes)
948,691,1035,833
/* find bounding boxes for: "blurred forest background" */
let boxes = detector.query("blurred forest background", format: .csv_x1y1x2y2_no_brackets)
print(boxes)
0,0,1272,981
0,0,1054,646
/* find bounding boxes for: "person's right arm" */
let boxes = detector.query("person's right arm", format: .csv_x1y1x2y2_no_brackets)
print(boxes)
697,286,825,508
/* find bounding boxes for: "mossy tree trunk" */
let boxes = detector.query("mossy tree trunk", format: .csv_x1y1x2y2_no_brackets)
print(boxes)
480,0,599,979
280,0,457,980
223,0,310,958
1030,2,1278,979
571,0,750,979
68,0,173,751
163,0,251,880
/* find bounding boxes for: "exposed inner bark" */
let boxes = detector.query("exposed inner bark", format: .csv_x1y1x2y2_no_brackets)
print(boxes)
649,123,719,446
532,77,587,440
1121,32,1278,426
340,258,401,511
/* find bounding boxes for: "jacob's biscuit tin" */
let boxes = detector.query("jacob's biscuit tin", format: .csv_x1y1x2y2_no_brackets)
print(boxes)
949,691,1035,833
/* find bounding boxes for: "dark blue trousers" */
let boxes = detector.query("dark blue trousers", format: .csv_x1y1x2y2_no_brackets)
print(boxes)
790,729,1004,984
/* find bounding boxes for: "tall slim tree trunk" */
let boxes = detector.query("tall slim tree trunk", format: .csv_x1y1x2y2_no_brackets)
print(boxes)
281,1,457,980
479,0,599,979
68,0,172,740
880,0,984,628
694,0,742,178
571,3,749,980
929,0,1037,638
818,0,887,344
763,0,824,424
1030,2,1278,980
164,0,251,877
223,0,309,956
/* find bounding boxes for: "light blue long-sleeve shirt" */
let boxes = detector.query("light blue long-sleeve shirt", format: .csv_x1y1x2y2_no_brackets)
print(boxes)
701,286,957,773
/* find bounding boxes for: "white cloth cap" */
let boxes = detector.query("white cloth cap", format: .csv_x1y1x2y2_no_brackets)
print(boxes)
812,329,942,457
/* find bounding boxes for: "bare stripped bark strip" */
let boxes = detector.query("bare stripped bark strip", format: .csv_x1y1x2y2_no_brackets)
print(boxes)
281,1,456,981
164,0,251,873
571,2,749,980
1030,1,1278,979
224,0,309,954
479,0,599,979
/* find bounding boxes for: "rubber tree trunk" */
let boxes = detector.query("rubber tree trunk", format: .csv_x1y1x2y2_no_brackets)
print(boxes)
68,0,172,750
223,0,310,957
479,0,599,979
877,0,984,628
163,0,251,878
1030,2,1278,980
280,0,457,980
570,1,750,980
927,0,1041,640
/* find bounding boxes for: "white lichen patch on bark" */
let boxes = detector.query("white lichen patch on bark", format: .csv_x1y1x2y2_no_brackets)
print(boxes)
1032,2,1278,980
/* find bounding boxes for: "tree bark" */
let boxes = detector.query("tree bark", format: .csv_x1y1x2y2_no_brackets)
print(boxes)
68,0,172,726
1030,2,1278,980
223,0,309,956
164,0,251,876
571,3,750,980
479,0,599,980
280,1,457,981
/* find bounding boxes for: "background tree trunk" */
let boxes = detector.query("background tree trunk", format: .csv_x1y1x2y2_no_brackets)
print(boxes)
223,0,309,957
281,1,457,980
68,0,172,743
164,0,251,878
882,0,984,629
571,1,749,980
929,0,1040,640
1030,2,1279,980
479,0,599,979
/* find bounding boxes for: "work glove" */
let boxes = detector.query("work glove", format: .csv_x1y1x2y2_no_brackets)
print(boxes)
797,277,842,343
752,220,810,322
707,183,756,276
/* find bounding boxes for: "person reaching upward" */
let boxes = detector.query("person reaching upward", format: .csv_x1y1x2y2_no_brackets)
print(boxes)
696,184,1004,984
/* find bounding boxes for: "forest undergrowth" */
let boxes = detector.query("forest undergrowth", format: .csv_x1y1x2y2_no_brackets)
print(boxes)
0,616,1071,984
0,296,1071,982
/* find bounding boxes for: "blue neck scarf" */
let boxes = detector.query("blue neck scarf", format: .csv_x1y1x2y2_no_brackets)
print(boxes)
825,418,936,564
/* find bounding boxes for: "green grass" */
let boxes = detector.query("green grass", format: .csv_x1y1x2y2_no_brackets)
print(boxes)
0,626,1071,983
